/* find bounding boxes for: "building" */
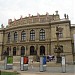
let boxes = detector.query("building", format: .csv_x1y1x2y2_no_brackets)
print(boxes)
0,11,75,63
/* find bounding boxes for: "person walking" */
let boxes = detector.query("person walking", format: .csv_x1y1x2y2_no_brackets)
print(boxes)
31,59,33,69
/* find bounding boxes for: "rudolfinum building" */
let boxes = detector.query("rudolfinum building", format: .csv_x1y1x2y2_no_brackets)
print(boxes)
0,11,75,63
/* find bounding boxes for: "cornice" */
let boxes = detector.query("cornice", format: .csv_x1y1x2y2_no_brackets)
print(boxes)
4,19,70,31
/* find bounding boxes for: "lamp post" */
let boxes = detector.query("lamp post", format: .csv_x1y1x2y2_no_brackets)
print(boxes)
54,26,63,63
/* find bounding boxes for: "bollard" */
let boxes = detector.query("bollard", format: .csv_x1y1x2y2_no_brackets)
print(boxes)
20,56,28,71
20,57,23,71
40,56,43,72
5,56,13,70
23,56,28,71
4,56,7,69
43,56,46,71
61,55,66,73
40,56,46,72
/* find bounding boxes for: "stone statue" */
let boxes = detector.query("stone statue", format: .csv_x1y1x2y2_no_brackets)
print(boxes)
67,14,69,19
1,24,4,28
64,14,66,19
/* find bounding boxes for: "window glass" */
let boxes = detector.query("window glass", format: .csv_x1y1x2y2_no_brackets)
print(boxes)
14,32,17,41
21,31,26,41
40,29,45,40
30,30,35,40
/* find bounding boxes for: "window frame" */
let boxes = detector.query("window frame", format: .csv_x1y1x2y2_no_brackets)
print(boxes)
21,31,26,41
30,29,35,40
14,32,18,42
39,29,45,40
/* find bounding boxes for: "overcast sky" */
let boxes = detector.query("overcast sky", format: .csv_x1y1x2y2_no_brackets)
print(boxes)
0,0,75,27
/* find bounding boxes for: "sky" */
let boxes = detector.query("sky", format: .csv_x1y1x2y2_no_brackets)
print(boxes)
0,0,75,27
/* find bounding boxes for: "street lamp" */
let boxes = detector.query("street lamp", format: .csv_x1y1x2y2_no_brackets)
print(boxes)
54,26,63,63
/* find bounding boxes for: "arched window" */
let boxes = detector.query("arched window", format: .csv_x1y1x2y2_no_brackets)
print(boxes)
40,46,45,55
8,32,10,42
39,29,45,40
21,31,26,41
21,46,25,56
14,32,17,41
13,47,16,56
30,46,34,55
30,30,35,40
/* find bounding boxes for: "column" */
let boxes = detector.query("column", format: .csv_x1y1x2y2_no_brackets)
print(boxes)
36,44,38,56
11,31,14,43
11,47,13,56
18,30,21,42
45,45,47,55
17,46,20,55
37,45,40,56
26,29,30,42
35,29,39,42
26,45,29,56
48,44,51,55
25,45,27,55
5,33,8,43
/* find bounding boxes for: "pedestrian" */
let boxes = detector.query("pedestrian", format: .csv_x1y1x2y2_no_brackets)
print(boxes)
31,59,33,69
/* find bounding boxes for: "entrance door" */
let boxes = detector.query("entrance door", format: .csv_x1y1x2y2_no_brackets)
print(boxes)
30,46,34,55
13,47,16,56
7,47,9,55
21,46,25,56
40,46,45,55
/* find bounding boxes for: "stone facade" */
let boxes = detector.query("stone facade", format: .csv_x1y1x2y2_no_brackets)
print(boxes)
0,11,75,63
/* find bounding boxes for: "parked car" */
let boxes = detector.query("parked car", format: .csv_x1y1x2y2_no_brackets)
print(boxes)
36,55,55,62
47,55,55,62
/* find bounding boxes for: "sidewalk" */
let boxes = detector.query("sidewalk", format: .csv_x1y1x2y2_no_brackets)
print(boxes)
1,69,74,75
0,60,74,75
20,72,75,75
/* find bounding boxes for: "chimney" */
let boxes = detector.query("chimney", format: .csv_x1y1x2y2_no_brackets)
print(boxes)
29,14,31,18
37,13,40,22
14,18,16,21
46,12,49,20
53,14,54,20
8,19,12,24
20,15,23,20
37,13,40,17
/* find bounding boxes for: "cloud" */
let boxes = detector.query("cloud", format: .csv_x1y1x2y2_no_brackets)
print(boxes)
0,0,75,27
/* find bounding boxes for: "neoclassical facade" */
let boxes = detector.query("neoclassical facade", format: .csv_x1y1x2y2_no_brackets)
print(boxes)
0,11,75,62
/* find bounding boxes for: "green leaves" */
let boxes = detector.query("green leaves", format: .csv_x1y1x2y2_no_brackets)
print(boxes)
7,56,13,64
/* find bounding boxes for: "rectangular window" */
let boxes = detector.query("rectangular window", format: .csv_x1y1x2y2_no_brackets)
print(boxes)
40,18,46,23
59,32,63,38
